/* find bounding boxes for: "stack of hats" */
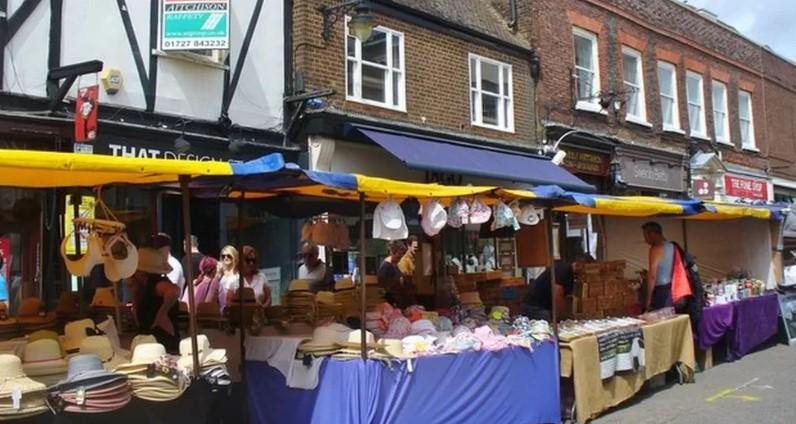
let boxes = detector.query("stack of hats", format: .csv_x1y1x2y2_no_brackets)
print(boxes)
286,280,315,324
0,302,19,340
55,291,83,323
79,335,130,370
0,354,48,419
297,324,351,357
333,330,378,360
63,319,97,354
263,306,287,325
16,298,57,332
196,302,226,329
314,291,341,324
226,288,261,328
47,354,131,414
333,278,358,317
115,343,188,402
22,337,68,386
177,335,229,387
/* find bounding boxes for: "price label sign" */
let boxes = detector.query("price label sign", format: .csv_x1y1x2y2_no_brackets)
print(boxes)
161,0,230,51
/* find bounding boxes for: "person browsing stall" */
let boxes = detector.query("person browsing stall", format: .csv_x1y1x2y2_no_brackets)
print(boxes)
523,254,594,322
182,256,220,307
217,245,240,312
298,242,332,292
378,240,417,308
240,246,272,306
126,248,180,352
642,222,675,311
182,234,204,285
151,233,185,295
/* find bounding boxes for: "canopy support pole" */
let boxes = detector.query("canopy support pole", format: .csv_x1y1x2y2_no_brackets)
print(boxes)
179,176,201,378
681,220,689,252
359,193,367,360
546,209,558,334
237,192,246,372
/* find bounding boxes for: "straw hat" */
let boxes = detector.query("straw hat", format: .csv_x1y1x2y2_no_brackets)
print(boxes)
51,354,128,393
377,338,414,360
298,326,342,353
60,232,104,277
55,292,81,318
0,354,46,396
63,319,96,353
316,291,336,306
0,302,16,327
22,339,68,379
338,329,376,349
91,287,119,308
129,335,156,353
288,279,312,292
114,343,168,374
136,248,172,275
103,233,138,282
27,330,59,345
334,278,355,291
177,335,226,371
79,336,129,371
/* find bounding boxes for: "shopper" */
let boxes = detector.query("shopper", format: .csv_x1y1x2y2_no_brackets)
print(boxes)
182,234,204,284
642,222,675,311
298,242,332,292
182,256,220,307
127,248,180,352
240,246,272,306
151,233,185,295
523,253,594,322
378,240,417,308
217,245,240,311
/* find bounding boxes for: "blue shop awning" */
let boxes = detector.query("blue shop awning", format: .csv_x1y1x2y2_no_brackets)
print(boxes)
357,128,595,192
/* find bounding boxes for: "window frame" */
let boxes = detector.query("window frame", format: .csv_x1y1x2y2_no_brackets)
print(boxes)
573,27,602,113
621,46,648,125
686,71,707,138
738,90,757,151
344,22,406,112
657,61,681,133
468,53,515,133
711,80,731,145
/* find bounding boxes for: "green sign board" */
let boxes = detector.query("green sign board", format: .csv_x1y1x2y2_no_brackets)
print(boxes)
161,0,230,51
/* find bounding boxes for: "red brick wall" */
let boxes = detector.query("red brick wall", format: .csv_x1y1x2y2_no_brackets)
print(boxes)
531,0,772,171
293,0,537,147
762,50,796,179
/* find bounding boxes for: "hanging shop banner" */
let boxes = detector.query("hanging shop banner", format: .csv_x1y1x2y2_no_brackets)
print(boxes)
74,85,99,143
562,148,610,176
161,0,230,51
724,174,771,202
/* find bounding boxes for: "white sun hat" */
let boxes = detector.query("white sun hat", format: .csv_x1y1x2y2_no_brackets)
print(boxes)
373,198,408,240
420,199,447,236
103,232,139,282
60,232,104,277
518,205,544,226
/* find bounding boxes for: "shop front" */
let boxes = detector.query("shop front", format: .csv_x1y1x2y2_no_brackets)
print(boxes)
690,152,774,204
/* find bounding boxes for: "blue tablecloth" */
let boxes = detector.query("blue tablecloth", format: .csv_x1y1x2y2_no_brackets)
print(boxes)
247,342,561,424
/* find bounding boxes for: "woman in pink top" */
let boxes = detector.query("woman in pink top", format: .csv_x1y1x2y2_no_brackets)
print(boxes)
182,256,220,309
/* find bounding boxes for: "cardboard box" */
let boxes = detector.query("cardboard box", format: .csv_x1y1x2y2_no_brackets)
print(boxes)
581,298,597,314
584,263,602,275
589,283,605,298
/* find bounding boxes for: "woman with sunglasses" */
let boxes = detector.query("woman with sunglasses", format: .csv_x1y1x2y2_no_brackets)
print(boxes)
217,245,239,311
239,245,272,306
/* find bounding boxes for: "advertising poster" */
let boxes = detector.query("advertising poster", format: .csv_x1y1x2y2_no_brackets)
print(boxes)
161,0,230,51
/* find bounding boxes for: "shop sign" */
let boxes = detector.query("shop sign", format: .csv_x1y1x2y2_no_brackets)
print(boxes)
692,178,715,200
618,157,685,193
74,85,99,143
161,0,230,51
425,171,463,186
724,174,770,201
562,148,610,176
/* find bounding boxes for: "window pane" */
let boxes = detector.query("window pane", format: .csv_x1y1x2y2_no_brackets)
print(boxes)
503,66,510,95
688,104,702,133
470,57,477,88
347,36,357,58
503,98,511,128
391,35,401,69
739,93,751,119
625,82,640,117
392,72,401,106
658,66,673,95
712,82,726,112
574,35,594,70
481,93,499,126
714,111,726,139
361,64,386,102
576,69,594,100
687,75,701,104
623,54,639,85
661,97,674,126
481,62,500,94
347,60,356,97
471,90,478,122
362,31,387,65
740,120,751,143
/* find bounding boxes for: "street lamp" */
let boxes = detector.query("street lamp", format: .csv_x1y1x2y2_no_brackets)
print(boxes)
321,1,375,42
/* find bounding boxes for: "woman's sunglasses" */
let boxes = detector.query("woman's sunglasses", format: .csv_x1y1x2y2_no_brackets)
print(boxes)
221,254,233,260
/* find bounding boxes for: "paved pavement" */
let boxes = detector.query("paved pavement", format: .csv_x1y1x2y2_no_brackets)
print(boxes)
592,342,796,424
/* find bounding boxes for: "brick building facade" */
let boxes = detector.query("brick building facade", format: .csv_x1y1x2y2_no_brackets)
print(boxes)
531,0,781,201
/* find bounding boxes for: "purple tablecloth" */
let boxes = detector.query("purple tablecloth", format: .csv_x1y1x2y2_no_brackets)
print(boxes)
729,293,780,360
696,293,780,360
247,343,561,424
697,303,734,351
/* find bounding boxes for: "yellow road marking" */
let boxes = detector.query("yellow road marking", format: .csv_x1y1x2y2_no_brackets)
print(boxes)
706,388,734,402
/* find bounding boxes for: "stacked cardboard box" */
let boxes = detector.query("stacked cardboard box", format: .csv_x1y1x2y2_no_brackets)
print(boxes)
571,260,638,319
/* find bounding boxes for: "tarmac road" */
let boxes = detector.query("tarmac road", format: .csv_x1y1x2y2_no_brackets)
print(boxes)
592,342,796,424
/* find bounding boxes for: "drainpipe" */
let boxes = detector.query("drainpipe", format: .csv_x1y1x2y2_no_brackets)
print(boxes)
508,0,517,29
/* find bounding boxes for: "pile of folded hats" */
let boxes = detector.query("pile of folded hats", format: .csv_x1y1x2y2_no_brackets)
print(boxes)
297,324,351,357
22,337,68,386
177,335,230,387
114,343,188,402
47,354,131,414
333,330,382,360
227,287,262,328
0,354,49,419
286,280,315,324
0,302,19,340
333,278,358,317
314,291,341,325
